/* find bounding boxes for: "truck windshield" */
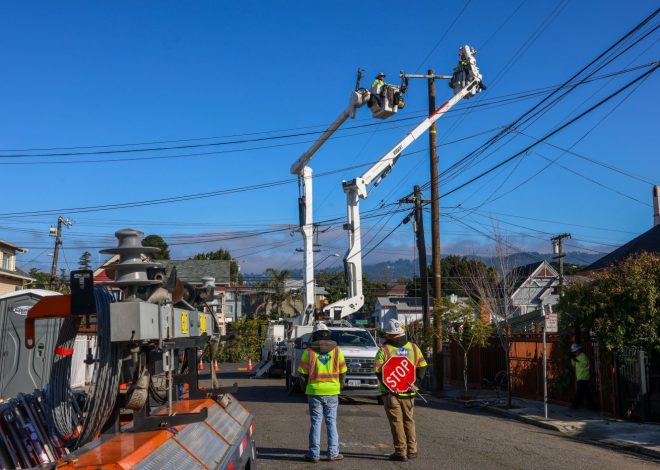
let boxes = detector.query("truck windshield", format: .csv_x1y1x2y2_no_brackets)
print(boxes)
329,330,376,347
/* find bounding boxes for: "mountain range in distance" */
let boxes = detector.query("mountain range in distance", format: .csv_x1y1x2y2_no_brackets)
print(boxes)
251,252,603,282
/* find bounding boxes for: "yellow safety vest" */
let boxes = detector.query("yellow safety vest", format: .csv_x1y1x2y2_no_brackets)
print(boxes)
374,341,427,396
298,347,347,396
371,79,385,90
573,352,590,381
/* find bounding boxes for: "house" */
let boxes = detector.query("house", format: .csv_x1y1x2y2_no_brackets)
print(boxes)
507,260,559,318
161,260,231,286
373,296,432,330
584,186,660,272
0,241,33,295
374,282,408,298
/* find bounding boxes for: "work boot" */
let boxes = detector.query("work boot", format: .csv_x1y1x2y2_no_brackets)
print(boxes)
304,455,320,463
408,451,418,459
388,453,408,462
327,454,344,461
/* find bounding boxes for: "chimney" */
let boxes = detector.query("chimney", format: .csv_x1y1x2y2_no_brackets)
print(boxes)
655,185,660,227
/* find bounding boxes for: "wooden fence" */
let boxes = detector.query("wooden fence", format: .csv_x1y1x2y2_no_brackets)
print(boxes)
448,334,617,416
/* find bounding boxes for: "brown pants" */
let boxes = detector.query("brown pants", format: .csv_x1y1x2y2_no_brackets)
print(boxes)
383,394,416,456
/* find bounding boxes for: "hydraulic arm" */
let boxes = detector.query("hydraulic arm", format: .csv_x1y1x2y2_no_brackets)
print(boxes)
290,69,402,325
323,45,484,320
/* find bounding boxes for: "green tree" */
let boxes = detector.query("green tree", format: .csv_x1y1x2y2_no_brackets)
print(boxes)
315,271,345,304
557,252,660,353
438,298,493,394
406,256,496,300
191,248,243,284
265,268,291,316
363,274,388,312
78,251,92,270
28,268,51,288
142,234,170,260
216,316,268,362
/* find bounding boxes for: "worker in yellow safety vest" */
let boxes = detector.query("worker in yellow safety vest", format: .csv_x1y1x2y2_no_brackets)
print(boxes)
374,319,427,462
369,72,386,109
570,343,593,409
298,323,347,463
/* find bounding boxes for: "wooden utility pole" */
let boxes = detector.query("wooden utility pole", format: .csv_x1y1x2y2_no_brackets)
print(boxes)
551,233,571,296
400,186,430,334
49,216,72,289
427,69,443,391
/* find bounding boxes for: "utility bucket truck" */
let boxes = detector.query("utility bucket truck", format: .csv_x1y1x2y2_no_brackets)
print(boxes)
324,45,484,323
287,46,484,397
255,70,404,379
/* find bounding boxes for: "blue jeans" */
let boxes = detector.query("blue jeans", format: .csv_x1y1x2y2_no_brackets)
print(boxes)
307,395,339,458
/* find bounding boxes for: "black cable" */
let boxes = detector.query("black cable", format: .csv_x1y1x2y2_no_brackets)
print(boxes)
2,60,651,162
440,64,658,199
46,316,82,447
75,287,122,447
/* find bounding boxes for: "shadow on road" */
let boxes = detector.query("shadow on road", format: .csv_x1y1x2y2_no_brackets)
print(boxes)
257,447,389,462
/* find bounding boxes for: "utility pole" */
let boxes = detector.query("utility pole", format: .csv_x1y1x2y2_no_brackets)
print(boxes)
428,69,444,391
551,233,571,296
49,216,72,289
400,186,430,335
400,68,453,392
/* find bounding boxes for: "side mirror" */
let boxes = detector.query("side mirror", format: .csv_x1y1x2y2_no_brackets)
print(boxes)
301,342,310,349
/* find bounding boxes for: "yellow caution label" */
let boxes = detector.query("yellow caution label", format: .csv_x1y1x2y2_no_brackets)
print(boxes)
181,311,188,335
200,314,207,334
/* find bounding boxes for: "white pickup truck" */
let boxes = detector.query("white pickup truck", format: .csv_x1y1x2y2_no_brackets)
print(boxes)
285,324,380,397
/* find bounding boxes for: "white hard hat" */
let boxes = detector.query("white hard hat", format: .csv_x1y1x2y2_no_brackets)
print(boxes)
570,343,581,353
313,322,329,333
384,319,404,336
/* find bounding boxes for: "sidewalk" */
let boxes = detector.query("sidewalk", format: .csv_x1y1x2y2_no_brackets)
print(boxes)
438,386,660,460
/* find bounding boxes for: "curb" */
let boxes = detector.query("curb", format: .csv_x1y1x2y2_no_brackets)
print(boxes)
482,405,564,432
435,395,660,461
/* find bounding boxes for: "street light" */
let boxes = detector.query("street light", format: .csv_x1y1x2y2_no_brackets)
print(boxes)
315,253,339,269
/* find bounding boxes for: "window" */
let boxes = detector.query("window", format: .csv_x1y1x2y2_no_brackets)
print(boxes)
1,251,14,271
329,330,377,347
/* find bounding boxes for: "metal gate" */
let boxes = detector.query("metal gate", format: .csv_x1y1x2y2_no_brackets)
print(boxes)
616,347,650,420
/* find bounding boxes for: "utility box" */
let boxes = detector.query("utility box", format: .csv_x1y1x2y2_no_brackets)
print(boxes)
0,289,62,399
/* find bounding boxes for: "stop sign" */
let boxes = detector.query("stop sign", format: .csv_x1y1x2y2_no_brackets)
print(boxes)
382,356,415,393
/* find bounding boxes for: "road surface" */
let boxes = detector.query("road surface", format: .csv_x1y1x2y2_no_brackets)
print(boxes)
211,364,657,469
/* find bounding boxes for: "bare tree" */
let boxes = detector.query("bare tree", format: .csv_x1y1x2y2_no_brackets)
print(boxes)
462,230,523,408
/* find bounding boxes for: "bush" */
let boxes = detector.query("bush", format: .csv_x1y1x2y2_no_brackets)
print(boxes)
216,316,269,363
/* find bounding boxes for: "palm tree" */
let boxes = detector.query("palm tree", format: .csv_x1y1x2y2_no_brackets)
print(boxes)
265,268,290,316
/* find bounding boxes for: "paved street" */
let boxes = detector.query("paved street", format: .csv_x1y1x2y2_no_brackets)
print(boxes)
213,364,658,470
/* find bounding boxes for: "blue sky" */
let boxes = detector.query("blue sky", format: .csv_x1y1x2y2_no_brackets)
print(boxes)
0,1,658,275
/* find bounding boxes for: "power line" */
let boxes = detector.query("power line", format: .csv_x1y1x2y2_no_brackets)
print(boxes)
439,64,658,200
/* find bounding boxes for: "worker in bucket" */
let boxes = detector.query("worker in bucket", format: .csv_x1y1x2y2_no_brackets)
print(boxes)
570,343,593,409
298,322,347,462
374,319,427,462
369,72,386,108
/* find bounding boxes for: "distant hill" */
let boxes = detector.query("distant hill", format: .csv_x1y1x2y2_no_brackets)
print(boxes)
249,252,603,282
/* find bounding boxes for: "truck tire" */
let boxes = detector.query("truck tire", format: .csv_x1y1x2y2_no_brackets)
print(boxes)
285,361,292,391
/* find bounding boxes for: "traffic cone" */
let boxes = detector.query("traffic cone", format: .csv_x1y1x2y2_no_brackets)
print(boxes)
214,360,220,372
247,357,253,372
198,355,204,371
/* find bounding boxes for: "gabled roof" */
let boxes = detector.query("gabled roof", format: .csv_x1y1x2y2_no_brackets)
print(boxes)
585,224,660,272
163,260,231,285
376,296,430,310
0,267,33,282
0,240,27,253
508,260,557,291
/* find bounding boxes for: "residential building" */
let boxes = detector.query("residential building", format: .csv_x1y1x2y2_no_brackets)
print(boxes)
373,296,431,330
507,260,559,318
0,241,33,295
